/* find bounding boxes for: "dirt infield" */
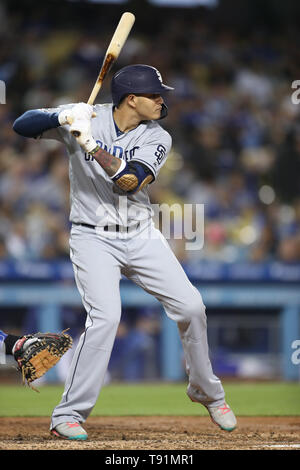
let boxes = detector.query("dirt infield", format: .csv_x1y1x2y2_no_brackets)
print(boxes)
0,416,299,450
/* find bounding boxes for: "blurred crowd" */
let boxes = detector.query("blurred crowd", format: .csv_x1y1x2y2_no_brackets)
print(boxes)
12,305,162,382
0,3,300,264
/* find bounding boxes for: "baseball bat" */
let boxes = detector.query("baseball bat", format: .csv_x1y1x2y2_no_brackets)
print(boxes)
71,12,135,137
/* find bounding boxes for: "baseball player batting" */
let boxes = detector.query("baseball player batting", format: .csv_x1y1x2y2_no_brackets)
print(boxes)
13,64,237,440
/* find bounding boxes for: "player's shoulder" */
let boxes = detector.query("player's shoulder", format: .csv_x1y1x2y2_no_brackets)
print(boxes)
146,120,172,146
93,103,113,114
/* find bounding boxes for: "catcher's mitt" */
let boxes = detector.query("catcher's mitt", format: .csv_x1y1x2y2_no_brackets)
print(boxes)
13,330,73,391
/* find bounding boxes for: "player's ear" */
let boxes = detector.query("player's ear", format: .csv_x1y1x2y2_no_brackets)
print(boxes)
127,94,138,109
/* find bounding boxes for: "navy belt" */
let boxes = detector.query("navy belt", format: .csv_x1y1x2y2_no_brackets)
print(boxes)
75,222,140,233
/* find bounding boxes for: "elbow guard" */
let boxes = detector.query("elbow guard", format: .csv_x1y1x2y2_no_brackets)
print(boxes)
111,161,153,194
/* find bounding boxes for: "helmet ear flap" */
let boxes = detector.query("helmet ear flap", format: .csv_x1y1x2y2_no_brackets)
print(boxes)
159,103,168,120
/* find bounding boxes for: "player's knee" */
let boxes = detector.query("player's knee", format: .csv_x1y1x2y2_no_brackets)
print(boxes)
91,307,121,329
183,293,206,322
103,312,121,329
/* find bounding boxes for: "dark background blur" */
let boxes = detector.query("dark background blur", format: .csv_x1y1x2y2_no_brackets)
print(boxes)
0,0,300,382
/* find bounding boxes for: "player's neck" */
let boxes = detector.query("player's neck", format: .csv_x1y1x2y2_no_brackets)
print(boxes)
113,106,141,133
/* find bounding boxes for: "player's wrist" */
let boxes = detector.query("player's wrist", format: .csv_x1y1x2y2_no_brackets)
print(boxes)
82,137,98,154
110,159,127,179
89,144,101,155
3,334,21,355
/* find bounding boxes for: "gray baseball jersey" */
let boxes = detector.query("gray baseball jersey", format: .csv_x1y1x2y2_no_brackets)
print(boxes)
41,103,172,227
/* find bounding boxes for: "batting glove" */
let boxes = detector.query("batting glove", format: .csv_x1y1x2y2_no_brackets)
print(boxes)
58,103,96,126
69,117,98,153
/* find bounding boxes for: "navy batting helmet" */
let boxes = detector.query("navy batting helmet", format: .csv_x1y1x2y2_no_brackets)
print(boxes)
111,64,174,119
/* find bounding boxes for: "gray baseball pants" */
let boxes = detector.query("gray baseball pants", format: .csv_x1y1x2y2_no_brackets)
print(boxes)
51,221,225,428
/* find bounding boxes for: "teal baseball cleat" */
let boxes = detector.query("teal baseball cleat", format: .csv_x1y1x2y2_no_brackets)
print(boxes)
187,385,237,432
51,422,88,440
206,402,237,432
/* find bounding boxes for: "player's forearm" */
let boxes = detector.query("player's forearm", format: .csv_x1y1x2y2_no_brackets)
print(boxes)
90,145,122,177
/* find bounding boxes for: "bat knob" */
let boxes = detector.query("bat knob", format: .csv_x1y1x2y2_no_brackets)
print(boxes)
71,130,81,138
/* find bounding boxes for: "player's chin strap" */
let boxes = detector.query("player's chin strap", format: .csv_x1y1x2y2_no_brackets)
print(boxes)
110,160,153,194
